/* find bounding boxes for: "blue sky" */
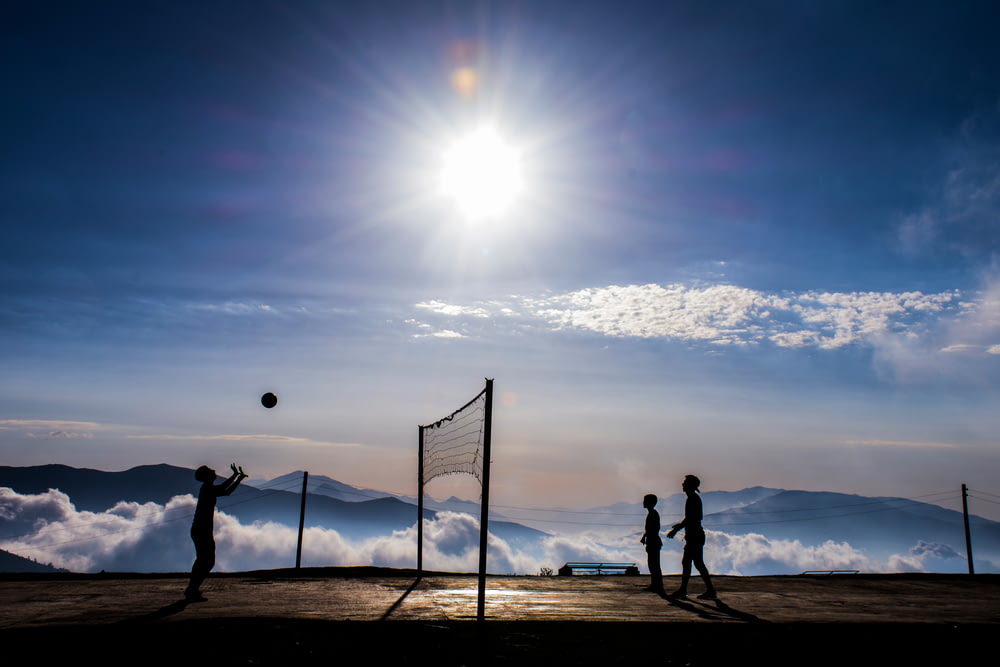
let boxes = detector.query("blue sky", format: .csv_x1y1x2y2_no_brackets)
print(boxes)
2,1,1000,518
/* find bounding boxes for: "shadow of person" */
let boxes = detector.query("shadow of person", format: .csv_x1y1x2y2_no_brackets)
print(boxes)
704,598,769,624
121,599,192,625
662,593,729,621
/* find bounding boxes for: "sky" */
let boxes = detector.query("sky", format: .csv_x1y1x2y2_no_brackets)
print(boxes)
3,0,1000,520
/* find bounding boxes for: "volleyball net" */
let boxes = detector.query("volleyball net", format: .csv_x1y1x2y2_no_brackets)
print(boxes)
417,378,493,620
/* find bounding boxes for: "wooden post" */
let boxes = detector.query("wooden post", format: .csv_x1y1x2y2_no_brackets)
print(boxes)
477,378,494,622
295,471,308,569
962,483,974,575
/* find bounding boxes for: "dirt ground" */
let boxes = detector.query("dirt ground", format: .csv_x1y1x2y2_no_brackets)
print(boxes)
1,569,997,665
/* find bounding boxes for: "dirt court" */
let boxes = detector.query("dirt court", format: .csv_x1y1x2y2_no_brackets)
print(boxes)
1,569,997,665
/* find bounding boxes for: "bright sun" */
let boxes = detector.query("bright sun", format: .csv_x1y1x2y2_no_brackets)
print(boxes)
439,126,523,221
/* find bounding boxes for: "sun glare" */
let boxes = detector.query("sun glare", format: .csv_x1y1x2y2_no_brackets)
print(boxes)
439,126,523,221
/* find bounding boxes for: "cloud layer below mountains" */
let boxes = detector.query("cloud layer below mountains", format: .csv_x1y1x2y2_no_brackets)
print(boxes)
1,488,984,575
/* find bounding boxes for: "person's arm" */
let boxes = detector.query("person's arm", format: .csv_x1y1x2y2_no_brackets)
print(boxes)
668,502,688,538
216,463,247,496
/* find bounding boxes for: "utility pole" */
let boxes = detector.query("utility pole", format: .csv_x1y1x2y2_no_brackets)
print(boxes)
961,483,974,575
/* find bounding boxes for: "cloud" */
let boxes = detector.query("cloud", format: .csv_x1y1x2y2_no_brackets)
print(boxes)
895,106,1000,260
702,531,877,576
843,439,961,450
0,419,102,441
871,273,1000,381
2,490,990,576
126,434,359,447
0,490,555,574
188,301,278,316
886,541,964,572
416,301,492,318
0,487,196,572
408,282,969,351
25,431,95,440
0,420,101,429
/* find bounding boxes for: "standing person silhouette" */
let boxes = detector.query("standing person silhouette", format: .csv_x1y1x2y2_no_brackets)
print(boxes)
666,474,717,600
640,493,664,594
185,463,247,601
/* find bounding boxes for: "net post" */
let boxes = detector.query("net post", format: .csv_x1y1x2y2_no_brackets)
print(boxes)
477,378,494,622
418,425,425,576
295,471,308,569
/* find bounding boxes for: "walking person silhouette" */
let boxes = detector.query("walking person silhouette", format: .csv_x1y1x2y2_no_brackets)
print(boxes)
185,462,247,601
640,493,665,594
666,474,717,600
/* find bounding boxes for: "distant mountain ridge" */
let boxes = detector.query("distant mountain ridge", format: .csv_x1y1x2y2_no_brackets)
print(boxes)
257,470,497,519
0,547,67,573
706,489,1000,562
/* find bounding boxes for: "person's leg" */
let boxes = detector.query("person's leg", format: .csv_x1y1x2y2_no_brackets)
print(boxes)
690,535,716,598
646,546,663,592
671,552,692,597
694,558,716,598
186,533,215,598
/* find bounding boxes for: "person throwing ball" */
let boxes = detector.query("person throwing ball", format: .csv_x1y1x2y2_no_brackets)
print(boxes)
185,462,247,601
666,474,717,600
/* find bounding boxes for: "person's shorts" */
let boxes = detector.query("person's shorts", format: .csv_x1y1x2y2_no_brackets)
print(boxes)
683,528,705,554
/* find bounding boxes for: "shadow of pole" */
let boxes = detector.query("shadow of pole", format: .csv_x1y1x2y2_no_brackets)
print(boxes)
379,577,422,621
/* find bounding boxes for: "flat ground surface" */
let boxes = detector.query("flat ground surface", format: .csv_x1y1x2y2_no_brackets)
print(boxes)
1,569,997,665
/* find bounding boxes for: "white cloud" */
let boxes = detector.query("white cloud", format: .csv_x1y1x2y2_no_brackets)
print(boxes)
871,273,1000,381
0,419,103,441
702,531,877,576
416,301,491,318
1,490,989,576
886,541,964,573
410,282,970,352
126,434,359,447
843,439,961,450
189,301,277,316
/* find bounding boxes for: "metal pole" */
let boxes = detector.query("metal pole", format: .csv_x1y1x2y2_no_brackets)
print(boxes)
477,378,494,622
296,471,309,569
962,483,974,575
418,425,424,576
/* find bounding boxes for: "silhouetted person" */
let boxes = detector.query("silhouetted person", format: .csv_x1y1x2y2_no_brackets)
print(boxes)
666,474,717,600
185,463,246,601
640,493,664,594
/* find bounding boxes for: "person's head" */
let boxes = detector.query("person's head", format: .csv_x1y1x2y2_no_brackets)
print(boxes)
682,474,700,493
195,465,216,483
643,493,657,509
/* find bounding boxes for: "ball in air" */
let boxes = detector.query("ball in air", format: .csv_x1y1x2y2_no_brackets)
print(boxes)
261,392,278,409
